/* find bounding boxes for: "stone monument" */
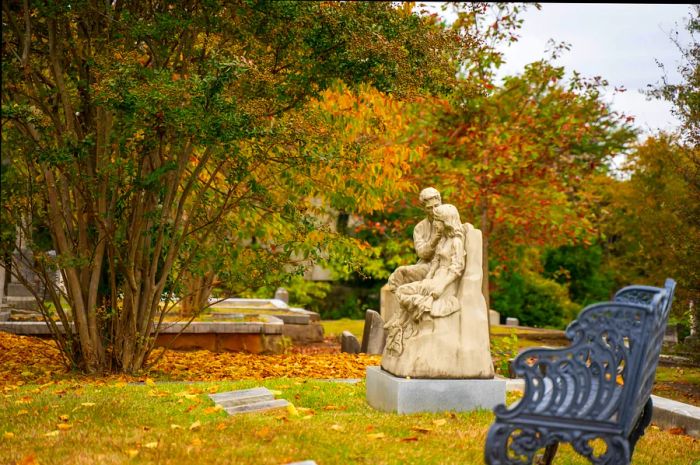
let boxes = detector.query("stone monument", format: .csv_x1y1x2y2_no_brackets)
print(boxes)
367,190,505,413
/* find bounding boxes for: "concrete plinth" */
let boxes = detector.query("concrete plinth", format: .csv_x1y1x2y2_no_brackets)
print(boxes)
366,366,506,414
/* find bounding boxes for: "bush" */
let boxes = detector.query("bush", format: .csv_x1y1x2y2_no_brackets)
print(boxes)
492,269,580,329
543,244,614,306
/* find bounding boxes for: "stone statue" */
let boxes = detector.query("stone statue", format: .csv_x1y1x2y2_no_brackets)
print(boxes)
382,202,495,379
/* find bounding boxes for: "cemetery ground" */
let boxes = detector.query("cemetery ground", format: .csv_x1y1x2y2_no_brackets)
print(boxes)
1,331,699,464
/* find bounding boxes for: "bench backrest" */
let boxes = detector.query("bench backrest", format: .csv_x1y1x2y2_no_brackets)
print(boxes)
613,278,676,434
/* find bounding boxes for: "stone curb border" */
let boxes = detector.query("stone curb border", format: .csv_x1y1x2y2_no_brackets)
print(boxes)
503,377,700,438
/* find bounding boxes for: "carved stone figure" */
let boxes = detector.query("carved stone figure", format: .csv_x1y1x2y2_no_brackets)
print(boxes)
381,203,495,379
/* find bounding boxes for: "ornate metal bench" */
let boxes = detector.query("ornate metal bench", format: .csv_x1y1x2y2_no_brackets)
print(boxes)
485,279,676,465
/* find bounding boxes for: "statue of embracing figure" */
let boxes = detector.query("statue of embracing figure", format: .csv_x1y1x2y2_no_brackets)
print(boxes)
382,188,495,379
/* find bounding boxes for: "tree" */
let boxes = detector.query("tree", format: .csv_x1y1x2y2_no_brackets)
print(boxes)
602,135,700,319
649,5,700,147
0,1,462,373
417,59,635,307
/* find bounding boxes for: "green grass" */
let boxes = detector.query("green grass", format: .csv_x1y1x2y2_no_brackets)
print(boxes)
321,319,366,341
2,379,698,465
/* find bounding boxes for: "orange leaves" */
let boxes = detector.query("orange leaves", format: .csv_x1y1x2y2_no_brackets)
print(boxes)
151,349,381,381
0,331,380,384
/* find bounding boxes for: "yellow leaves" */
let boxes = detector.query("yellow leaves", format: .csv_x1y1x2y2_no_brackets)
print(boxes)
286,403,299,417
57,423,72,431
4,431,15,439
145,378,156,387
366,432,386,440
44,430,60,437
143,441,159,449
189,420,202,431
81,402,96,407
191,437,203,447
170,424,183,430
433,419,447,427
59,414,69,421
330,424,345,432
127,449,139,459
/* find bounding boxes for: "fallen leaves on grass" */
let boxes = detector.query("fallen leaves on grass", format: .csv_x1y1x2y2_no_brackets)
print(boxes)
151,349,380,381
0,332,381,385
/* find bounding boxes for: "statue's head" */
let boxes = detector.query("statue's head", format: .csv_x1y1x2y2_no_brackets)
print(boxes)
433,204,462,236
419,187,442,221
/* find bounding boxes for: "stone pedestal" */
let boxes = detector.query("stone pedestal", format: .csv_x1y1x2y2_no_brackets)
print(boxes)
366,366,506,414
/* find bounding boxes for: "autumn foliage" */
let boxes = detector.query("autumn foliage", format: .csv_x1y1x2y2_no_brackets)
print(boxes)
0,332,379,387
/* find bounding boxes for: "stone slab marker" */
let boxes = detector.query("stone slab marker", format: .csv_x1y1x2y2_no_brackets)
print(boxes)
361,309,387,355
209,387,290,415
506,317,519,326
489,309,500,326
340,330,360,354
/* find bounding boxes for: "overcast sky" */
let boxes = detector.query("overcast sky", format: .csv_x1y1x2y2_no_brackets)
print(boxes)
431,3,695,136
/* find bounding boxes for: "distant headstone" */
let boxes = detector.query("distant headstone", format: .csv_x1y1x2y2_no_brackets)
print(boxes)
361,309,387,355
664,324,679,344
340,330,360,354
506,317,519,327
274,287,289,304
489,309,500,326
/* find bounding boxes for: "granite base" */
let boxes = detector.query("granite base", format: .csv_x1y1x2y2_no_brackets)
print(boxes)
366,366,506,414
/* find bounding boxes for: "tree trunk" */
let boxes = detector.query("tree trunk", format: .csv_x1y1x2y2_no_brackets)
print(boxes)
180,271,217,317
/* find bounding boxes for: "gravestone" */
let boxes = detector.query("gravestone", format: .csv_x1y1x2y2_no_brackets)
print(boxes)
664,324,679,344
274,287,289,304
505,317,519,326
489,309,500,326
361,309,387,355
340,330,360,354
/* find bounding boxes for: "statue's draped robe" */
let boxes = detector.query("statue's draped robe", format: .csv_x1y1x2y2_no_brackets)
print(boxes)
381,223,495,379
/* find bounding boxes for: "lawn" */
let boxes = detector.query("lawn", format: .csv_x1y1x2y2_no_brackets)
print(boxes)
2,379,699,465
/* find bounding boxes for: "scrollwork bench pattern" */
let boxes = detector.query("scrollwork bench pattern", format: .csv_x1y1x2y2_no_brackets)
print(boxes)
485,279,676,465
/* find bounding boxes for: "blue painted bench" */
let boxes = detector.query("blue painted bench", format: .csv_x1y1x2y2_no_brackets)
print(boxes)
485,279,676,465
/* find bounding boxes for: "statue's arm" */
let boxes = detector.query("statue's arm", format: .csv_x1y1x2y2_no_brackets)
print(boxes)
414,221,437,261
